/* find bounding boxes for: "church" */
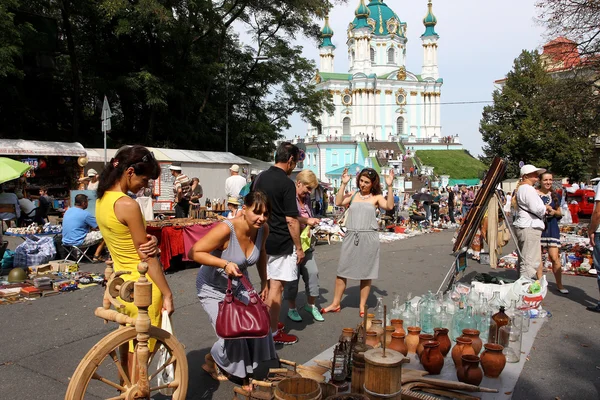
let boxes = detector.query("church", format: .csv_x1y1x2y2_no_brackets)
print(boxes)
298,1,460,187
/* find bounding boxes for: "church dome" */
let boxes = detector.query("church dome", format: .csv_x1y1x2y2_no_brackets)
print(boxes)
422,1,438,37
351,0,402,36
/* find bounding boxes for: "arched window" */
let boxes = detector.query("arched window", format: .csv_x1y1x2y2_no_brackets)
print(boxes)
343,117,351,136
396,117,404,135
388,47,395,64
351,50,355,65
370,47,375,62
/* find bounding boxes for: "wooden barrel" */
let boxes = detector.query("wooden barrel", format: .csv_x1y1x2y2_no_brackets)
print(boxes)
274,378,322,400
363,349,409,400
351,343,372,394
319,382,338,399
325,395,369,400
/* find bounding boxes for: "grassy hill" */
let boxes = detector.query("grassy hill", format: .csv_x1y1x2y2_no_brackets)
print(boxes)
415,150,488,179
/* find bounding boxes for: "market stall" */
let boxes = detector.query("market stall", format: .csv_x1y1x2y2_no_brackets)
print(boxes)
0,139,88,211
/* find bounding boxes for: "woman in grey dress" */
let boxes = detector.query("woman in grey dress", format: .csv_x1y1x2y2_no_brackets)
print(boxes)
189,191,277,388
321,167,395,316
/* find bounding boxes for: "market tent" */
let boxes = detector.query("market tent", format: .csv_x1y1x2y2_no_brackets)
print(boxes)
325,163,365,177
238,156,274,176
86,147,250,206
0,139,86,157
448,178,480,187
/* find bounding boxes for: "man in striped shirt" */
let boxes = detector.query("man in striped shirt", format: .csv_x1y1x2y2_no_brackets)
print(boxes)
170,165,192,218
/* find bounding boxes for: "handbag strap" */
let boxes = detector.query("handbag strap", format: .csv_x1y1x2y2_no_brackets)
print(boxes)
517,203,543,220
226,275,258,296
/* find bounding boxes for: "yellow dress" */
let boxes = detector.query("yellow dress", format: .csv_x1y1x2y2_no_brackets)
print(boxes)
96,191,163,351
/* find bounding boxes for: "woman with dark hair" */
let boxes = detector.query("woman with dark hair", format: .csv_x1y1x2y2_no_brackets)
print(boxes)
189,191,276,389
537,172,567,293
321,167,394,316
95,145,173,372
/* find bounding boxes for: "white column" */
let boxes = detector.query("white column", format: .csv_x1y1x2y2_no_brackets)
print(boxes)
436,93,441,133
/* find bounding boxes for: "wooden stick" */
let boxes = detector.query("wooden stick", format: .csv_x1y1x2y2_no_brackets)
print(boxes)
363,305,368,344
383,304,387,357
421,388,481,400
403,376,498,393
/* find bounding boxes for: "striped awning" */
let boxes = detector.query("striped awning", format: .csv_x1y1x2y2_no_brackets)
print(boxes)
0,139,87,157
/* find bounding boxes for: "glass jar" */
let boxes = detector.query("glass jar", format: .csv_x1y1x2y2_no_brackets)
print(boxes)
488,291,506,313
400,301,417,327
433,305,452,331
498,319,522,363
516,295,530,333
451,294,467,341
458,305,478,333
419,292,436,334
374,295,385,321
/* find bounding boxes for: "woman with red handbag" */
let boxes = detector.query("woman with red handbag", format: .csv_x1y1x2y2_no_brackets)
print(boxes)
189,191,276,389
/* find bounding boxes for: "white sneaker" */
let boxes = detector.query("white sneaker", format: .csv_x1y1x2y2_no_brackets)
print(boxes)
589,269,597,275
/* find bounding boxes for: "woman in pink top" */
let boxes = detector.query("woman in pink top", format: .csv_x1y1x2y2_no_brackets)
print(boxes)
283,170,324,322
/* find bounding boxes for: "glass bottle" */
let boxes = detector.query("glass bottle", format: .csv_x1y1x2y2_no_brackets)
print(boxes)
505,299,523,332
433,305,452,331
492,306,510,341
498,319,522,363
400,301,417,327
458,305,477,333
450,294,467,341
374,295,385,321
475,298,491,342
419,293,436,334
443,288,457,315
389,293,402,321
488,291,505,313
468,282,479,306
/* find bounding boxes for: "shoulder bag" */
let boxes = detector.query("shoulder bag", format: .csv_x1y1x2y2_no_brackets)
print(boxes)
518,203,548,230
215,275,271,339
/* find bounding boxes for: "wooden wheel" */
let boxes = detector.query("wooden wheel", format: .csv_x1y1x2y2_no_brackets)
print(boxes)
65,326,188,400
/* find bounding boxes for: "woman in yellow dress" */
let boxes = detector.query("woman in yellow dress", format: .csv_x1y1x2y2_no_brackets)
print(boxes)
96,145,174,371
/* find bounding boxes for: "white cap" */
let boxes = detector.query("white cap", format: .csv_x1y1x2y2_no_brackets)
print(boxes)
229,164,240,172
520,164,546,177
169,165,182,171
87,168,98,177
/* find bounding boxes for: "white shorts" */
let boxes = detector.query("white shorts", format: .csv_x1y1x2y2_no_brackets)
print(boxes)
267,247,298,282
82,231,103,246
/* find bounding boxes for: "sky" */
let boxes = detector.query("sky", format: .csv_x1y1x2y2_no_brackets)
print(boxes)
273,0,548,156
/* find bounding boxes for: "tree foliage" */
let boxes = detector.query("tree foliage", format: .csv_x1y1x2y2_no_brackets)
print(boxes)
0,0,338,160
480,50,598,180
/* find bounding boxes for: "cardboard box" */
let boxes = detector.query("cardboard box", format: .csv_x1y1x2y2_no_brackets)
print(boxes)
29,264,52,274
50,260,77,272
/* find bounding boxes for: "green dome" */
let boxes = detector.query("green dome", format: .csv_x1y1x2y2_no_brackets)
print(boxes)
351,0,403,36
355,0,370,18
422,1,438,37
320,16,335,48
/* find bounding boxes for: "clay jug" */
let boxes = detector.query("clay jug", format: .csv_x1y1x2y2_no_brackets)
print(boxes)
390,319,406,336
406,326,421,354
382,326,395,346
456,354,483,386
365,330,380,348
416,334,434,359
365,313,375,330
451,337,475,369
433,328,451,357
420,341,444,375
480,343,506,378
339,328,354,343
388,332,408,356
461,329,482,354
371,319,384,343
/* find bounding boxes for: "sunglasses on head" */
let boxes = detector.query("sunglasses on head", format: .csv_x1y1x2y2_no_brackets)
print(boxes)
361,168,377,178
141,152,155,163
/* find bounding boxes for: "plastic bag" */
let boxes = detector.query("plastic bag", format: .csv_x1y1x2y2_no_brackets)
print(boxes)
560,203,572,224
300,226,316,252
506,276,548,309
156,310,175,395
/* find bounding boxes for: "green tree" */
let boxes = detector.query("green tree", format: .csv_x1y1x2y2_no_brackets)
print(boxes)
480,50,593,180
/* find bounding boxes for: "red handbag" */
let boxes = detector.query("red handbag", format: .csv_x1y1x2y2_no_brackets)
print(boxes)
215,275,271,339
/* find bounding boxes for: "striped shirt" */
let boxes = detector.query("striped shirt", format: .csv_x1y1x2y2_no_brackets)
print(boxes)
173,174,192,201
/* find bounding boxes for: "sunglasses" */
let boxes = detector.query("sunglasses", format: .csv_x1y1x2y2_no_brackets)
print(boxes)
141,152,155,163
361,168,377,178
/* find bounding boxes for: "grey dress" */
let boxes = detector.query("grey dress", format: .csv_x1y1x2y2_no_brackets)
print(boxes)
337,201,380,280
196,220,277,379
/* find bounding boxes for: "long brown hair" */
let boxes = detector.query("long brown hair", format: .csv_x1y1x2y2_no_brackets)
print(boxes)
356,168,382,195
539,172,560,209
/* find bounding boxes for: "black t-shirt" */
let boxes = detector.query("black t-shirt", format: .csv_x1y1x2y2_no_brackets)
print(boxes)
253,166,298,255
448,191,455,208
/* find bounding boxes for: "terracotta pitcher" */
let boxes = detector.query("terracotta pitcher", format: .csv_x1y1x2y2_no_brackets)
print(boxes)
389,332,408,355
382,326,395,346
390,319,406,336
480,343,506,378
420,340,444,375
365,313,375,331
370,319,384,343
406,326,421,353
416,334,434,359
433,328,451,357
461,329,482,354
456,355,483,386
451,337,475,369
365,330,380,348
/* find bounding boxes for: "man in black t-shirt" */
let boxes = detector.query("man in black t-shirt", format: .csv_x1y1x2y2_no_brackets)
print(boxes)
253,142,303,345
447,186,456,223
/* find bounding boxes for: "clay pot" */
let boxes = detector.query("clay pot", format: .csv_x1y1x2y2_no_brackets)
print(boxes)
339,328,354,343
451,337,476,369
365,330,380,348
382,326,395,346
433,328,451,357
406,326,421,354
480,343,506,378
370,319,384,343
420,340,444,375
390,319,406,336
388,332,408,356
365,313,375,331
456,355,483,386
416,334,435,359
461,329,482,354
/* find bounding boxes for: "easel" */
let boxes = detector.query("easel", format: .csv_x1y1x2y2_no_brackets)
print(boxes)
493,190,522,259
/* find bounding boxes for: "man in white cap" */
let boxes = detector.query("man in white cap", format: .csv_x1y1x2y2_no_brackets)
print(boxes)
513,164,553,279
87,169,99,191
225,164,246,203
170,165,192,218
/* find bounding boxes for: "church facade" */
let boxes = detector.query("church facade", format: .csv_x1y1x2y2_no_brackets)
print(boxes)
299,1,453,186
